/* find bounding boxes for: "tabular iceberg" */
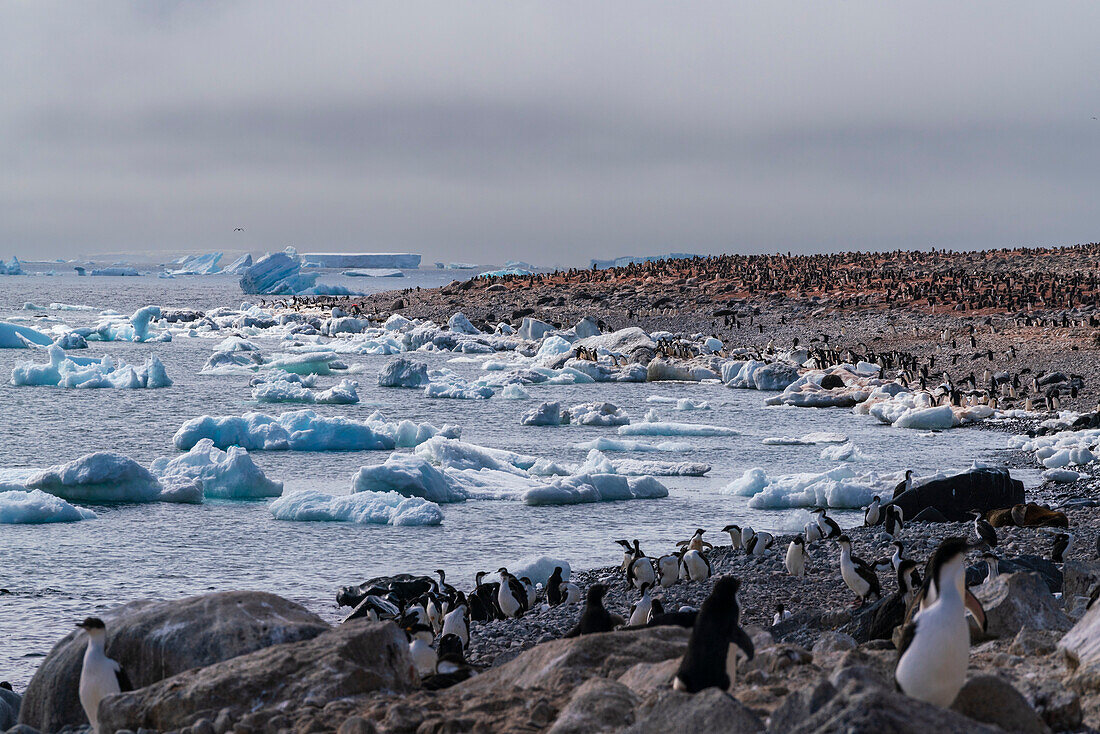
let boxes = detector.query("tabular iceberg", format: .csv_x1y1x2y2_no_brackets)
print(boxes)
270,489,442,526
0,322,53,349
252,377,359,404
301,252,421,269
167,253,223,275
173,410,459,452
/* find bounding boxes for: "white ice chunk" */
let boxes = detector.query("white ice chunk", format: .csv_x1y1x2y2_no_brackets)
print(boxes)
270,489,442,526
0,489,96,523
151,439,283,499
352,454,468,503
618,421,738,437
25,453,164,503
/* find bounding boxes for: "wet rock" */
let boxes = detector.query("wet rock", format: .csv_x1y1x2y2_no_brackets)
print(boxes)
547,678,638,734
625,688,764,733
841,593,906,643
950,675,1049,734
973,572,1072,639
97,621,414,734
18,592,328,732
892,467,1024,522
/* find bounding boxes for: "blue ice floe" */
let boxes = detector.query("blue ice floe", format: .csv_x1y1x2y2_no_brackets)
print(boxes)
269,489,443,526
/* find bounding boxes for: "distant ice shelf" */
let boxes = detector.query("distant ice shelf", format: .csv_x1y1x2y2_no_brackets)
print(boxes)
302,253,421,269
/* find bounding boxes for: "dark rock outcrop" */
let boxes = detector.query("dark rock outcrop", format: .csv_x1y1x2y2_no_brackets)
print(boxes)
966,555,1062,595
892,467,1024,522
18,591,329,732
98,621,414,734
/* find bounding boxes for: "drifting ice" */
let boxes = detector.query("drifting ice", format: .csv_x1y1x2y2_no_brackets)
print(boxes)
270,489,443,526
0,490,96,524
151,439,283,499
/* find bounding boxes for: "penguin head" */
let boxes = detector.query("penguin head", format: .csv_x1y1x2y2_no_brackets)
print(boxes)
497,567,510,578
792,535,805,547
836,534,851,549
550,566,563,581
438,633,465,662
587,583,607,603
721,524,740,534
615,539,631,550
76,617,106,631
927,537,970,596
891,540,904,552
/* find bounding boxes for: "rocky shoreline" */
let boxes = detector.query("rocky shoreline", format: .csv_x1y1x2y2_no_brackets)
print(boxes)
7,252,1100,734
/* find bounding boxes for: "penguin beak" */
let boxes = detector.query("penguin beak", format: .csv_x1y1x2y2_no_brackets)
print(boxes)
964,590,987,632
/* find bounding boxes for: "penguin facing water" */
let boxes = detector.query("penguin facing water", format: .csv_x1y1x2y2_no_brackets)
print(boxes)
837,535,881,604
884,504,904,538
565,583,624,637
895,537,982,707
627,541,657,589
547,567,565,606
673,576,755,693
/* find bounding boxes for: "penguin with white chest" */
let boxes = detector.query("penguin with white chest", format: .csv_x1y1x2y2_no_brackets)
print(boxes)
836,535,881,605
77,617,131,734
785,535,808,577
680,549,712,582
863,496,881,526
657,553,680,588
722,524,744,551
628,583,656,627
496,568,528,619
627,541,657,590
673,576,755,692
895,537,983,707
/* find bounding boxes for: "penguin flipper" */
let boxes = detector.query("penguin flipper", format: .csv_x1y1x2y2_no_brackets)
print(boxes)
964,590,987,632
116,664,132,692
730,625,755,661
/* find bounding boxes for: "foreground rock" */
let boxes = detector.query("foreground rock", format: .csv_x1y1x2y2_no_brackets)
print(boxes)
18,591,329,732
98,621,414,733
973,572,1072,639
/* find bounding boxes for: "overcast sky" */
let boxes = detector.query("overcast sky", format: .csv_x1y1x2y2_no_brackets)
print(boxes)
2,2,1098,266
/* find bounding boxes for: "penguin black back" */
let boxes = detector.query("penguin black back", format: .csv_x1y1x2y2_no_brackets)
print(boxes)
564,583,621,637
548,566,564,606
673,576,754,693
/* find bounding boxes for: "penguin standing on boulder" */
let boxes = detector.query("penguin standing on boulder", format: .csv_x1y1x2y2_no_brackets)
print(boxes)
895,538,983,707
77,617,131,734
673,576,755,693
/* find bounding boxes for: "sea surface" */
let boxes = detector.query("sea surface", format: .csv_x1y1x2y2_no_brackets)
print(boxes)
0,268,1022,688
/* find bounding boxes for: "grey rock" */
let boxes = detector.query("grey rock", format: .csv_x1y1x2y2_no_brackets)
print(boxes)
973,572,1072,639
1009,628,1059,657
336,716,378,734
97,621,414,734
1028,685,1083,732
1059,595,1100,691
811,631,857,655
1062,559,1100,600
18,591,328,733
767,679,837,733
0,687,21,731
950,675,1049,734
893,467,1024,522
547,678,638,734
625,688,764,733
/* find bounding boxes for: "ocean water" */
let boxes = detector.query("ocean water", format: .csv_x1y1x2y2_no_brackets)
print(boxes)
0,270,1016,688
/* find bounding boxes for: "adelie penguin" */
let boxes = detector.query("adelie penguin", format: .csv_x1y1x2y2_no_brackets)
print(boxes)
77,617,131,734
745,531,773,556
628,583,656,626
863,496,881,526
627,541,656,590
883,504,904,538
722,524,744,550
772,603,793,626
894,469,914,498
565,583,624,637
895,537,985,708
657,553,680,588
615,539,634,574
785,535,808,577
547,566,565,606
680,549,712,582
812,508,842,539
673,576,755,693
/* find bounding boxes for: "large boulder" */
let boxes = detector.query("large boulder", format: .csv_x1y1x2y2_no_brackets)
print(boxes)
1060,595,1100,691
456,626,690,695
973,572,1072,639
892,467,1024,522
0,687,20,730
950,675,1049,734
625,688,764,733
19,591,329,732
98,621,414,733
966,554,1062,595
1063,560,1100,602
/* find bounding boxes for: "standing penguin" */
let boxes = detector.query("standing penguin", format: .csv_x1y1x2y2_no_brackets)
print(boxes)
672,576,755,693
863,496,882,526
77,618,131,734
722,524,744,550
804,518,824,543
547,566,565,606
496,568,528,619
745,532,774,556
970,511,998,548
615,539,634,574
627,541,657,589
897,560,923,605
441,602,470,649
681,549,712,582
837,535,881,604
678,528,713,552
895,537,982,707
657,553,680,588
883,504,904,538
785,535,808,577
894,469,914,498
628,583,656,627
813,508,842,539
564,583,624,637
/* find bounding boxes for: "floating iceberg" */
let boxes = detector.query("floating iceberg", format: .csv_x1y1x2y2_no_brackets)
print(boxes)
378,358,430,388
500,384,530,399
576,450,709,477
0,256,23,275
570,402,630,426
343,268,404,278
301,252,421,269
90,267,139,276
352,454,468,503
723,465,883,509
820,442,867,462
479,267,533,278
618,421,738,437
238,248,319,295
0,322,53,348
151,439,283,499
252,377,359,404
415,437,536,473
24,453,165,503
572,437,693,452
167,253,222,275
522,474,668,506
521,402,567,426
11,345,172,389
223,253,253,274
424,381,494,399
0,490,96,524
174,410,458,452
270,489,442,526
